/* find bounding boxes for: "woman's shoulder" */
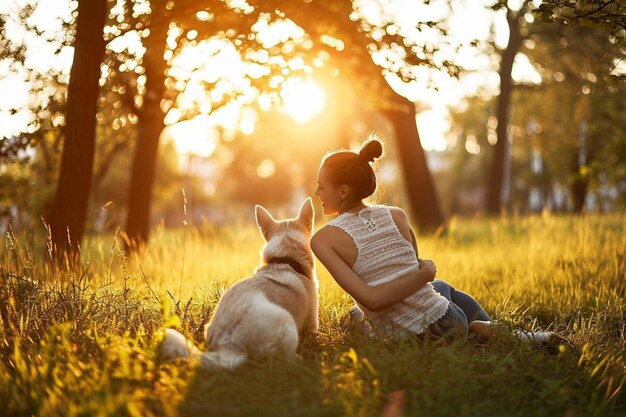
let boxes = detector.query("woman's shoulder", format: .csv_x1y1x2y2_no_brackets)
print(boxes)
311,224,340,244
311,224,354,249
378,205,408,221
383,206,412,233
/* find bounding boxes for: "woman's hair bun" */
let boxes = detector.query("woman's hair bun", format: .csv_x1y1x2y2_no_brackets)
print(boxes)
358,134,383,163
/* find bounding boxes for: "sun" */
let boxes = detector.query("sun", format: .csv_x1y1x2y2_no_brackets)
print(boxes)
279,78,326,124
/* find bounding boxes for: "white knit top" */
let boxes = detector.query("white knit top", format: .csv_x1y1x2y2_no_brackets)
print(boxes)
328,205,449,339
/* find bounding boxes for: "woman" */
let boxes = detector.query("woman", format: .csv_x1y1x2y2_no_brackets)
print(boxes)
311,135,558,344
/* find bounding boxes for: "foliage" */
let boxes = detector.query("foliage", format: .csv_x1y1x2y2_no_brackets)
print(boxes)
1,0,457,237
0,2,71,160
0,132,60,228
517,23,626,207
533,0,626,42
0,215,625,416
443,95,492,214
447,17,626,212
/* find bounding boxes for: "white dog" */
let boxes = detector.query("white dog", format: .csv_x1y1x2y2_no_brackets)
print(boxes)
159,198,318,370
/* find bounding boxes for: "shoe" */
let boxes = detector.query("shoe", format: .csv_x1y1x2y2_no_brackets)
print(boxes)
349,306,372,334
515,330,568,347
349,305,365,320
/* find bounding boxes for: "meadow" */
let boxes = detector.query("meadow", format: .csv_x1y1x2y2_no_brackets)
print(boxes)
0,214,624,417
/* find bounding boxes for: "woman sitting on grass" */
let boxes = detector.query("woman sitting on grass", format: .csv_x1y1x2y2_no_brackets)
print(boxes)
311,134,561,344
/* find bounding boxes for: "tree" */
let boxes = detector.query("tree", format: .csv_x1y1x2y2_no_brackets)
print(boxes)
449,20,625,213
122,1,170,249
517,23,626,211
121,0,462,247
0,4,70,162
1,1,151,238
534,0,626,42
249,0,458,232
48,0,108,264
6,0,461,252
446,95,493,215
0,5,68,229
485,0,531,215
479,0,624,214
121,0,308,248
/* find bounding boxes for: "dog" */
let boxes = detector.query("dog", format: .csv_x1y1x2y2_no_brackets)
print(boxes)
159,198,318,370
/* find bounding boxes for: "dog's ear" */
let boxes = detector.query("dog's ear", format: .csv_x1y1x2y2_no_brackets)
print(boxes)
296,198,314,231
255,205,276,241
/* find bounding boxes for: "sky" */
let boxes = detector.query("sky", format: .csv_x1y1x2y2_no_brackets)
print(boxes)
0,0,543,154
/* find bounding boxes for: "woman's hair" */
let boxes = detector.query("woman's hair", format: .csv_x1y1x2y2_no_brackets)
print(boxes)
321,133,383,201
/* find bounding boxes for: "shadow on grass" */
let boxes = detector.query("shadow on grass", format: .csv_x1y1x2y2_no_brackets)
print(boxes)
170,328,625,417
175,349,331,417
173,319,384,417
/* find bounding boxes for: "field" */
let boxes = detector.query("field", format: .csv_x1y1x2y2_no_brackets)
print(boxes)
1,214,624,417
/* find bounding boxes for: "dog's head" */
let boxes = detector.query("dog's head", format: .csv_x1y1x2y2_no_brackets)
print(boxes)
255,198,315,276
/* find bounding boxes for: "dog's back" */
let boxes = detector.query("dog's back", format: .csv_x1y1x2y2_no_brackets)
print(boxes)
205,263,316,360
160,198,317,370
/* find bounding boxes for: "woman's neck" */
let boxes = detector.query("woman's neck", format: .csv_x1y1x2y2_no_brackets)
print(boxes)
338,201,367,215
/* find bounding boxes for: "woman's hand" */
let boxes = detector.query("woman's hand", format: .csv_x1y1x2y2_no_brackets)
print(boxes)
418,258,437,281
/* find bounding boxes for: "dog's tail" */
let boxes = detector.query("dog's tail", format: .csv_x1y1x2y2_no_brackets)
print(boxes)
198,347,247,370
159,329,248,370
159,328,202,362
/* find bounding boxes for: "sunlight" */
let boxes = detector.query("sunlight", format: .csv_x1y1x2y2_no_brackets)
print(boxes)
416,110,448,151
279,78,326,124
165,116,218,157
256,159,276,178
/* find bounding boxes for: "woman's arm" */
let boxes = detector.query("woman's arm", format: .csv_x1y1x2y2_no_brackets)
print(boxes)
311,230,436,311
410,229,418,259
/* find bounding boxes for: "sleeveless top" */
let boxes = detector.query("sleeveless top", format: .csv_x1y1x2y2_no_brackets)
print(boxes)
327,205,449,339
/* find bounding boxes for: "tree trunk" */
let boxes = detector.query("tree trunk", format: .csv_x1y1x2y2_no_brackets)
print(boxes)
123,23,168,250
486,11,523,215
572,120,590,212
48,0,107,265
383,95,445,233
571,172,588,212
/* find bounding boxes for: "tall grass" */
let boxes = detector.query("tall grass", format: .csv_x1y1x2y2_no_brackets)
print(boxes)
0,214,624,417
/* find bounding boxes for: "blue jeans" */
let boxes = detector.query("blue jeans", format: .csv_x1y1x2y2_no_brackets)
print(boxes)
426,279,491,342
431,279,491,322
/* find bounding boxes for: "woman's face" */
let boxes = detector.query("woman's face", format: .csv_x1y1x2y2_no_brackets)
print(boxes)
314,166,343,215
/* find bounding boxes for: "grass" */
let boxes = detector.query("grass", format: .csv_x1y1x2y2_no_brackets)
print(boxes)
0,214,624,417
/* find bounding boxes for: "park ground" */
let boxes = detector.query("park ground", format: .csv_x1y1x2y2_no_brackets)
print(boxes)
0,214,624,417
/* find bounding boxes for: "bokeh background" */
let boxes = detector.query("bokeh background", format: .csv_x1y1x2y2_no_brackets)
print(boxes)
0,0,624,258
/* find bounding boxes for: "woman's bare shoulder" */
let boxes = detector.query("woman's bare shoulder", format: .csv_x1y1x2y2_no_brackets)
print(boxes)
311,224,353,249
387,206,413,238
388,206,409,224
312,225,340,243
